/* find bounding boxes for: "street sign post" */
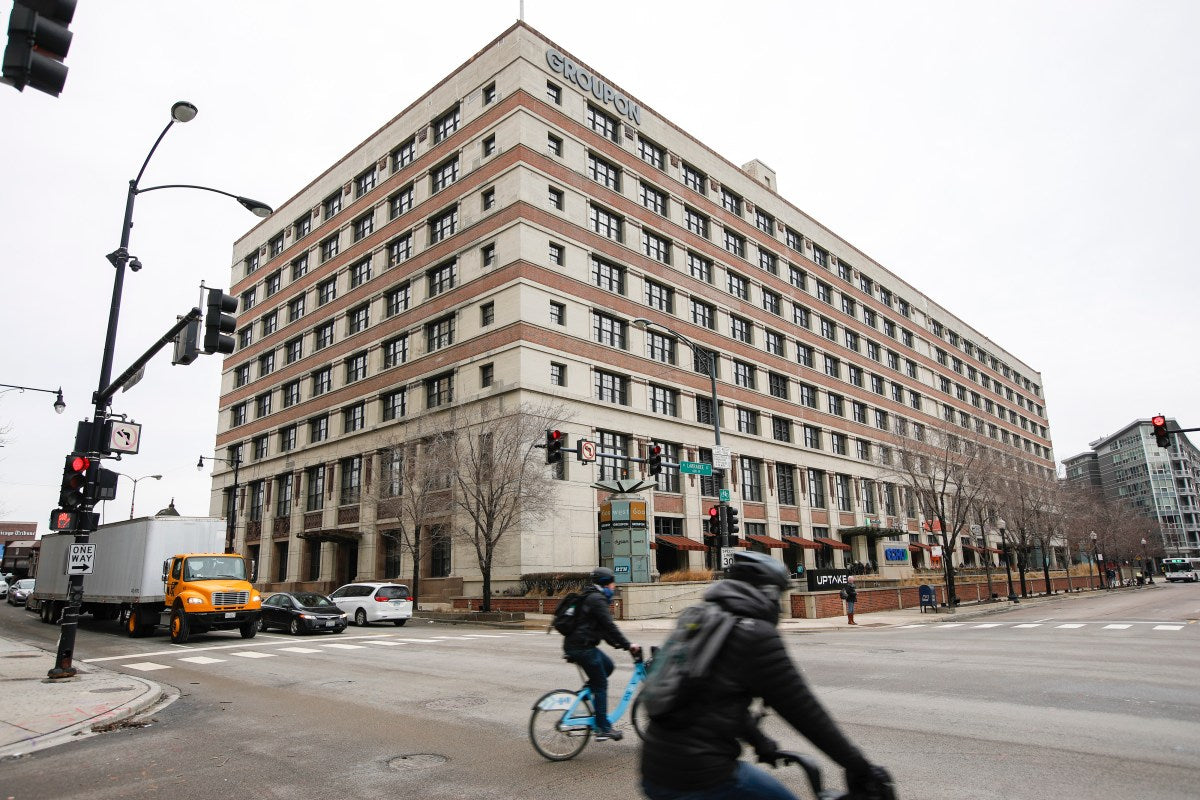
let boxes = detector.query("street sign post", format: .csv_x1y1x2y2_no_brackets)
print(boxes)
67,544,95,575
720,547,736,569
578,439,596,463
719,488,730,502
679,460,712,476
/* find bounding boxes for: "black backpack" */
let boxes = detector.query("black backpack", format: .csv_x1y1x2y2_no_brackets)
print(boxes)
640,601,738,720
549,592,584,635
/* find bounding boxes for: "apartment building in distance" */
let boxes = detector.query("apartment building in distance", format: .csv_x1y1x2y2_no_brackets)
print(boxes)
208,22,1056,599
1064,419,1200,558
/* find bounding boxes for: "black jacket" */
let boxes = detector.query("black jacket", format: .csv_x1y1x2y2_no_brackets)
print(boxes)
843,583,858,602
640,581,870,790
563,586,631,652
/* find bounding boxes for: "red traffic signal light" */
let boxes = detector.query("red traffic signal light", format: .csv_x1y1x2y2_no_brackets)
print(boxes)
707,506,721,535
1151,415,1171,449
545,429,566,464
647,443,663,477
58,453,90,510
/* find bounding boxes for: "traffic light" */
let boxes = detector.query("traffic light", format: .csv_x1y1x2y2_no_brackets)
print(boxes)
1151,415,1171,449
545,429,566,464
57,453,90,510
706,506,721,536
647,443,663,477
2,0,76,96
203,288,238,355
94,467,119,501
173,315,202,365
725,505,740,535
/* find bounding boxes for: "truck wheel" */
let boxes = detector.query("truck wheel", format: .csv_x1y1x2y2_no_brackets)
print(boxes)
240,618,258,639
170,607,191,644
127,609,142,637
41,603,53,624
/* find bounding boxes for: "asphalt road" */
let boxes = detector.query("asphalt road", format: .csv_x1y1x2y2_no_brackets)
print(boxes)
1,583,1197,800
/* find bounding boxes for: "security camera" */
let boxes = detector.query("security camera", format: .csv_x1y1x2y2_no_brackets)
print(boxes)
129,258,143,272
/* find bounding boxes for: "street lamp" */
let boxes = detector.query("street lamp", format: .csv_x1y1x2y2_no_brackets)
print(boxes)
998,519,1018,602
0,383,65,414
117,473,163,519
1141,537,1154,584
632,317,726,567
48,101,272,681
199,453,241,554
1090,530,1103,590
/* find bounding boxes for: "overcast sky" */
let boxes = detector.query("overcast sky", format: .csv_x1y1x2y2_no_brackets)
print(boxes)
1,1,1196,532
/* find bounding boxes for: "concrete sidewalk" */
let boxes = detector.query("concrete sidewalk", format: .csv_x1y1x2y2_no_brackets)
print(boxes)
0,635,166,760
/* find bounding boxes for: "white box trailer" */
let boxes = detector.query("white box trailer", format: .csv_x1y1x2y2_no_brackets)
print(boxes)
31,516,260,642
35,516,225,605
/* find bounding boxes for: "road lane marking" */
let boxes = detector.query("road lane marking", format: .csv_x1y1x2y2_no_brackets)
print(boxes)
971,624,1001,628
1154,625,1184,630
231,651,275,659
1055,624,1085,629
1012,624,1042,628
1103,624,1132,630
898,624,925,628
179,656,225,664
366,640,404,646
320,643,366,650
278,647,322,653
935,623,964,628
123,662,171,671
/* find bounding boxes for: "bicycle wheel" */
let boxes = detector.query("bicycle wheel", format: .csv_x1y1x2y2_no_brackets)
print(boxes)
529,689,593,761
631,694,651,741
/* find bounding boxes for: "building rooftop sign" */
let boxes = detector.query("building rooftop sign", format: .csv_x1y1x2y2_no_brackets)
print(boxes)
546,48,641,125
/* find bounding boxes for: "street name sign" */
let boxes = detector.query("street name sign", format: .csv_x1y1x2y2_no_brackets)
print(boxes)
679,460,712,476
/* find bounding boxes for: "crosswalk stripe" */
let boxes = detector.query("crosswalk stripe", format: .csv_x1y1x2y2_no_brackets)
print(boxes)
123,661,171,671
1103,624,1132,630
231,651,275,658
898,624,925,628
1055,624,1085,629
320,643,366,650
1012,624,1042,629
366,640,404,646
1154,625,1184,631
971,624,1001,628
936,623,964,628
179,656,225,664
278,647,322,654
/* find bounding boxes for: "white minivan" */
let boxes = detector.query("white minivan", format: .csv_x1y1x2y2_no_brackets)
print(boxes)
329,582,413,626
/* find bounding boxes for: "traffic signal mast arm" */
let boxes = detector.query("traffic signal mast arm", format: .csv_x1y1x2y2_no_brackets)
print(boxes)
96,306,201,405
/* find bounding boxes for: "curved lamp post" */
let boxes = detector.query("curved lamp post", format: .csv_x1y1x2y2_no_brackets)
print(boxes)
198,454,242,554
117,472,163,519
1090,530,1102,589
1141,537,1154,584
0,383,65,414
49,101,272,681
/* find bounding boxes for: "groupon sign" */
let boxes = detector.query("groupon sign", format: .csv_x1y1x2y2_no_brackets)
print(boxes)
546,48,642,125
806,569,850,593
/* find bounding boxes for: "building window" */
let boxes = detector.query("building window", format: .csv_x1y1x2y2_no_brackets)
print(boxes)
265,271,281,297
595,370,628,405
244,252,259,276
768,372,788,399
385,283,411,317
323,192,342,220
831,433,848,456
588,152,621,191
479,363,494,388
383,334,408,368
481,243,496,268
856,439,872,461
339,456,362,504
776,464,796,505
828,392,844,417
762,289,781,316
639,182,667,216
548,186,564,210
740,456,763,502
720,188,743,216
730,316,752,344
294,213,312,240
392,137,415,171
280,425,297,453
343,402,365,433
427,260,456,296
690,298,714,329
425,372,453,408
772,416,792,443
355,167,377,198
592,256,625,294
382,388,407,421
386,233,412,267
283,380,301,408
241,287,257,311
647,331,675,364
549,242,565,265
482,81,496,104
261,312,278,337
824,355,840,379
234,363,250,388
231,403,247,427
305,465,325,511
808,469,826,508
550,301,565,326
649,385,677,416
314,321,334,352
546,81,562,104
309,415,329,444
425,315,455,352
349,258,372,288
727,272,749,300
755,210,775,235
429,206,458,243
319,235,339,263
587,104,619,142
345,351,368,383
589,204,623,242
793,303,811,329
682,162,706,194
482,134,496,157
311,366,332,397
796,343,814,368
645,280,674,313
759,249,778,275
432,104,460,143
737,408,758,435
255,392,272,418
547,132,563,156
638,136,665,169
765,330,784,356
550,362,566,387
642,230,671,263
723,229,746,259
592,311,627,349
835,474,853,512
597,430,630,481
258,352,275,378
688,252,712,283
389,185,414,219
685,207,709,238
804,425,821,450
799,383,818,409
291,253,308,280
431,156,460,192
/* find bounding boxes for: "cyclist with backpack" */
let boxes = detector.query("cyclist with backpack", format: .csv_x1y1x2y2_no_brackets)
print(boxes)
561,567,641,741
639,551,894,799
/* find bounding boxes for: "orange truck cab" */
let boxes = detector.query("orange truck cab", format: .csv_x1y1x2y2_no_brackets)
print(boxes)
160,552,261,644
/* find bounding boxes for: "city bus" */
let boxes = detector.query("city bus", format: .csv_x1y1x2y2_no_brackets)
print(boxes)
1161,557,1200,582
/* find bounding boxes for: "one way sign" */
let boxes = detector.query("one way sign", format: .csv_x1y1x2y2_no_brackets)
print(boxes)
67,544,96,575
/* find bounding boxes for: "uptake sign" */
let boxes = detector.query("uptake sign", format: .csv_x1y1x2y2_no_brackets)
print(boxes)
546,48,642,125
806,569,850,593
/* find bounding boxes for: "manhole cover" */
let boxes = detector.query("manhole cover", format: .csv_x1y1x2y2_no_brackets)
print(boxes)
388,753,447,771
424,696,487,711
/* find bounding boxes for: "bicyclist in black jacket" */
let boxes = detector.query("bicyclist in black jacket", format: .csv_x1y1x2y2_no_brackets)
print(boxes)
640,552,893,799
563,567,641,741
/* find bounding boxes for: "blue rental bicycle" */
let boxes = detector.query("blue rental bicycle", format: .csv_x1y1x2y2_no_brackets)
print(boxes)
529,648,652,760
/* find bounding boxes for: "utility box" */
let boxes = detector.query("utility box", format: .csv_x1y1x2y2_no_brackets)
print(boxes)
598,496,651,583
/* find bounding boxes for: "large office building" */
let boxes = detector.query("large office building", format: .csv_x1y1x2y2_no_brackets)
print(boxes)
1064,419,1200,558
209,23,1055,599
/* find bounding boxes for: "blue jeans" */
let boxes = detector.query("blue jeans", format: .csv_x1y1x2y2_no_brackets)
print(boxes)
566,647,614,731
642,762,798,800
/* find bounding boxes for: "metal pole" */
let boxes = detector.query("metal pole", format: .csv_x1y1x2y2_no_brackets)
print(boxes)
1000,528,1017,601
226,454,240,553
129,478,138,520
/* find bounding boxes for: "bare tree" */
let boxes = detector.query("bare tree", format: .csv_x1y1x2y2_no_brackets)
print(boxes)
880,423,995,606
445,401,568,612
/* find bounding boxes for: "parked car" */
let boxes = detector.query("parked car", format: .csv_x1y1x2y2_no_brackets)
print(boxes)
0,581,7,600
258,591,347,635
7,579,35,606
329,582,413,627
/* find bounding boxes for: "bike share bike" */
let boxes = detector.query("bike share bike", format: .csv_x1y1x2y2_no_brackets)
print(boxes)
529,648,653,760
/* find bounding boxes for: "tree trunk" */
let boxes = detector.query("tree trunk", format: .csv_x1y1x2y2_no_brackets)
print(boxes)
1017,557,1029,597
410,539,421,612
1041,553,1053,596
480,566,492,612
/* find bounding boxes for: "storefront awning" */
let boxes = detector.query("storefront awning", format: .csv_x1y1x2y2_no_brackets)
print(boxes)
656,534,707,551
908,542,932,551
782,535,821,550
813,536,851,551
745,534,787,549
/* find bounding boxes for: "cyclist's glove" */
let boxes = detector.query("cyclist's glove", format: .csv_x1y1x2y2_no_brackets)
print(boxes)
846,764,896,800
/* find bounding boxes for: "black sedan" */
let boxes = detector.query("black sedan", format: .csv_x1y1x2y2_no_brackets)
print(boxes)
258,592,348,635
